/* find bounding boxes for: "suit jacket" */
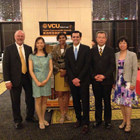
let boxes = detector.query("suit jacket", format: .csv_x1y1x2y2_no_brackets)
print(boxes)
3,43,32,87
91,46,115,85
65,44,91,86
115,50,137,86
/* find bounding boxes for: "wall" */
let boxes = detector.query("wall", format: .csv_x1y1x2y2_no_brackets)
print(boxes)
22,0,92,48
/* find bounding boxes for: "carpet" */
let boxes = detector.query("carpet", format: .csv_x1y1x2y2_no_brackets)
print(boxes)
51,86,140,124
1,90,140,140
0,73,6,96
0,73,3,83
51,109,140,124
0,82,7,95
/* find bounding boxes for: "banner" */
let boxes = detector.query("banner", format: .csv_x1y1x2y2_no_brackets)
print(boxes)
39,21,74,36
39,21,75,108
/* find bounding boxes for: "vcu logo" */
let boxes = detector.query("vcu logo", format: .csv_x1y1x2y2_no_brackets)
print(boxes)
42,23,60,29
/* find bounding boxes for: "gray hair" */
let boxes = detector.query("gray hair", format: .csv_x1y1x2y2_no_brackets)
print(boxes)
96,30,108,38
14,30,25,36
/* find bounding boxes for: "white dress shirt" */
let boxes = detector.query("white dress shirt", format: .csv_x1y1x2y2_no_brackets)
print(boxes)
97,45,105,53
15,42,26,63
61,48,64,54
73,43,80,52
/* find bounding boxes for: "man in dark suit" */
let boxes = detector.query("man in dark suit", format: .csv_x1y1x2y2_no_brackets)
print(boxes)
65,31,91,134
3,30,37,129
91,31,115,129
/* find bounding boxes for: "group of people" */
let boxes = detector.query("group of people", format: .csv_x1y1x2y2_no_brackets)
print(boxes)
3,30,138,134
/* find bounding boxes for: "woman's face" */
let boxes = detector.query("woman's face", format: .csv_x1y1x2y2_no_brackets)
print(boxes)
119,40,127,51
36,39,45,50
58,35,66,45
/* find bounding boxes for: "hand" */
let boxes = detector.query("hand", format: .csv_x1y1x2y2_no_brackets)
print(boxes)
94,75,103,82
98,75,105,81
94,75,99,80
75,78,80,83
36,81,42,87
112,84,115,89
41,80,48,86
94,75,100,81
72,78,80,85
60,69,66,77
59,69,63,72
5,82,12,90
75,83,80,87
95,75,105,82
130,85,135,90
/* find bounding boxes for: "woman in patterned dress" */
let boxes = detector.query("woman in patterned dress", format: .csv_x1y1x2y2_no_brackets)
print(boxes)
113,36,138,132
51,33,71,124
29,37,53,129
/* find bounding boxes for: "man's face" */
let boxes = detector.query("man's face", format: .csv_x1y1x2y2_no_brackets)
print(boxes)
14,31,25,46
71,33,81,46
96,33,107,46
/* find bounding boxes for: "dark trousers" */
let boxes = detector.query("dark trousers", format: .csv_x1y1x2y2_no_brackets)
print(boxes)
92,83,112,123
10,73,34,123
70,84,89,125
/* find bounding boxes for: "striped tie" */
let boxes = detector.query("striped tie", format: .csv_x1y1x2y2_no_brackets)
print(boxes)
19,46,27,74
99,47,103,56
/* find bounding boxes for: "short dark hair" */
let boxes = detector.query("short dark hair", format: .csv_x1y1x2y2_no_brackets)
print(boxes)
71,31,82,37
96,30,108,38
34,37,48,57
57,32,67,41
117,36,129,50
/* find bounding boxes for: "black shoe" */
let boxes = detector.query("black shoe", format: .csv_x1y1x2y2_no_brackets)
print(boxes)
15,123,22,129
93,121,102,128
105,123,111,129
26,116,38,123
74,120,81,128
82,125,89,134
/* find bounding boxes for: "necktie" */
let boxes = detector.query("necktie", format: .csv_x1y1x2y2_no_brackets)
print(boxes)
19,46,27,74
99,47,103,56
74,47,78,60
